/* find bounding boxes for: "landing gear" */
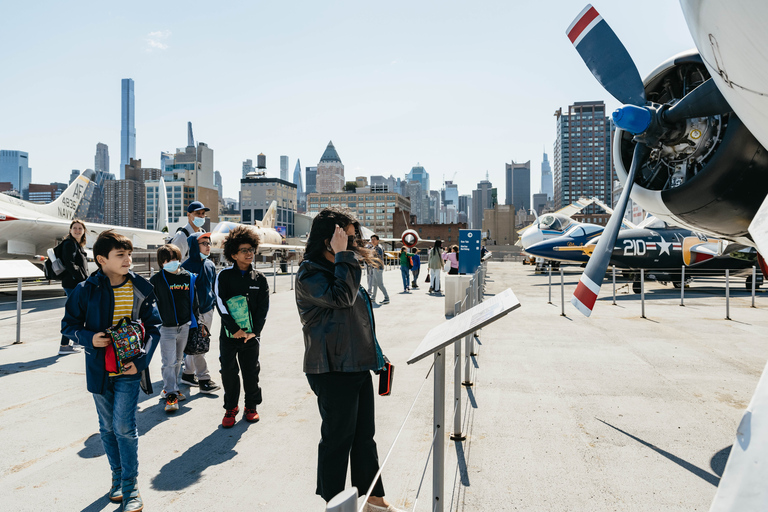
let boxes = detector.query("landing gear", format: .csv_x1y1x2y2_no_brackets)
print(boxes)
672,281,682,289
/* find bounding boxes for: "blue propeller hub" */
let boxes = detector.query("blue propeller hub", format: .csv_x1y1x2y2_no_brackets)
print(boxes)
613,105,651,134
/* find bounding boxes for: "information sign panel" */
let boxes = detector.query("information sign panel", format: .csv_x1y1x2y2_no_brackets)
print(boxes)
407,288,520,364
458,229,481,274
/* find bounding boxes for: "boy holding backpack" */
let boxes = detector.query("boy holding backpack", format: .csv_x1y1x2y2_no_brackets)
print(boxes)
149,244,199,413
61,230,161,511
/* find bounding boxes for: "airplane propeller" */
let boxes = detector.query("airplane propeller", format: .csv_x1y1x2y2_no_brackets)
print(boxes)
566,4,733,316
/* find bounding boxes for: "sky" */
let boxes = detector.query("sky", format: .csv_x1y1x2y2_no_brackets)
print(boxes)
0,1,696,204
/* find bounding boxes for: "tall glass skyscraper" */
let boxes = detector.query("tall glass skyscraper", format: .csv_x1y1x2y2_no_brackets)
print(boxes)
0,150,31,199
541,152,553,201
405,164,430,193
120,79,136,179
505,160,531,212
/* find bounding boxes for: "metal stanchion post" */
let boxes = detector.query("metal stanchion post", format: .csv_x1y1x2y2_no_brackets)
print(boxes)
752,266,757,308
451,301,465,441
290,259,294,291
548,264,552,304
680,266,685,306
462,285,473,386
433,349,446,512
15,277,22,344
612,265,616,305
641,269,646,319
560,267,565,317
726,269,731,320
272,258,277,294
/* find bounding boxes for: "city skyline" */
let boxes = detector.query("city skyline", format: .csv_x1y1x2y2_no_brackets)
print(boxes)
0,1,695,203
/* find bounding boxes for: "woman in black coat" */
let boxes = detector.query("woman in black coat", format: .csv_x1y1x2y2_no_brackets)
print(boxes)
295,208,404,512
58,219,89,355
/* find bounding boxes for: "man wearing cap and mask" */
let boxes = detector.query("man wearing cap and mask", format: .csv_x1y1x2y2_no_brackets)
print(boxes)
171,201,210,260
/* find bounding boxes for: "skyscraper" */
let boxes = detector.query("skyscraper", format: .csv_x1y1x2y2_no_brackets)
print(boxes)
0,150,31,199
305,166,318,194
405,164,430,193
553,101,613,210
280,155,289,182
293,158,303,197
505,160,531,212
242,159,255,178
120,79,136,179
316,141,344,193
215,170,223,198
541,151,553,201
472,176,497,231
95,143,110,174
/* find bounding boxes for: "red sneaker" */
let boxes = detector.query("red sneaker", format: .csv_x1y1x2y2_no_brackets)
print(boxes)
222,406,239,428
244,408,260,423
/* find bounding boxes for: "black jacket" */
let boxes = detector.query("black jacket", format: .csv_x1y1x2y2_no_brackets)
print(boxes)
295,251,379,374
149,268,199,327
214,265,270,341
60,237,88,289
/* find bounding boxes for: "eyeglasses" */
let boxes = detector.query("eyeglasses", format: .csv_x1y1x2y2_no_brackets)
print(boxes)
200,242,212,247
238,247,256,254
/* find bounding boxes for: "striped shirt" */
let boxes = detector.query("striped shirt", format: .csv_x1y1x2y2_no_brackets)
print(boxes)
112,279,134,326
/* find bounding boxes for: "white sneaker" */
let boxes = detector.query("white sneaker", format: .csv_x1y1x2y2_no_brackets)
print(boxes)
58,345,81,355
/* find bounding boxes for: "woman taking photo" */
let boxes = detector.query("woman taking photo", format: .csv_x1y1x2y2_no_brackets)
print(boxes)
295,208,404,512
58,219,89,355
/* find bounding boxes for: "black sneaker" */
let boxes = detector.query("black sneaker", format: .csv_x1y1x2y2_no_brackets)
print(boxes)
199,379,221,393
380,298,390,304
181,373,198,387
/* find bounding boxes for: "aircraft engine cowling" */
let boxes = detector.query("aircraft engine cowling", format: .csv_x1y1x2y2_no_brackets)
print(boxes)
614,51,768,243
401,229,420,248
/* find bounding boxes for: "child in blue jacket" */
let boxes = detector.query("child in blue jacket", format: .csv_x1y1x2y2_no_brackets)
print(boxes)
61,230,161,512
180,232,221,393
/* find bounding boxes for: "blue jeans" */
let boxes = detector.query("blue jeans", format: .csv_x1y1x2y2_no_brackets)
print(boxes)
92,374,142,480
400,267,410,290
60,287,74,346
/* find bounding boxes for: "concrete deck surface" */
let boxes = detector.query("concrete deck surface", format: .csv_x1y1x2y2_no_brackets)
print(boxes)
0,262,766,511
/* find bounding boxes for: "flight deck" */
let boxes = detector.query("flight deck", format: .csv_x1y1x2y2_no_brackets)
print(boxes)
0,261,766,511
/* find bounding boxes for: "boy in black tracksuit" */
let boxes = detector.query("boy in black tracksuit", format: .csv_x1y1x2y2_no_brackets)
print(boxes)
214,226,269,427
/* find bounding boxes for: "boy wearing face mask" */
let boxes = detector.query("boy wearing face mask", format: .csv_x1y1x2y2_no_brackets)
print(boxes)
149,244,200,413
170,201,210,260
180,232,220,393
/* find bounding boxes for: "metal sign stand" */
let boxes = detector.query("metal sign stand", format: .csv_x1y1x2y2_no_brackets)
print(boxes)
0,261,46,345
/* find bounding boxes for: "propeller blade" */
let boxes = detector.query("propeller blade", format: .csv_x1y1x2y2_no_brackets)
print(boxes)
571,143,650,316
567,4,646,106
663,78,732,123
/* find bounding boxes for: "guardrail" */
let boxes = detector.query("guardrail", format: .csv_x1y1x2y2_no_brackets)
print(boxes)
326,261,491,512
543,263,763,320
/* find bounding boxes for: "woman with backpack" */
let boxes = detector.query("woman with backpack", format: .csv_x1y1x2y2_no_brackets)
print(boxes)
427,239,444,294
58,219,89,355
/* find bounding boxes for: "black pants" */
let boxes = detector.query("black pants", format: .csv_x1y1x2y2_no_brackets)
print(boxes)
219,337,261,410
306,371,385,502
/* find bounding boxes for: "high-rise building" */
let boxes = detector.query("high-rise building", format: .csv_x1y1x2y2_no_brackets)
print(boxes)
103,158,160,228
160,125,219,222
305,166,318,194
505,160,530,212
370,175,398,193
405,164,430,193
120,79,136,178
240,174,297,236
83,169,116,224
280,156,289,182
306,192,410,238
69,170,80,184
242,159,255,178
95,143,109,174
541,151,553,201
532,193,548,215
553,101,613,210
214,170,223,199
458,194,473,227
405,180,424,223
316,141,344,193
0,150,31,199
472,177,497,231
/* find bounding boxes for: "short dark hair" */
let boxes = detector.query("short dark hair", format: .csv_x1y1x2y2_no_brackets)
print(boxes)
156,244,182,266
370,234,379,241
93,230,133,269
223,226,260,264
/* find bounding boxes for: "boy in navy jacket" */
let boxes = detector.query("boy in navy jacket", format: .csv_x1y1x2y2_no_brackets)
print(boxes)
180,232,221,393
62,230,161,512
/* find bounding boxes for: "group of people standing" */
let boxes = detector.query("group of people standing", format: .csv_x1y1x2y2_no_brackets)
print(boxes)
58,204,404,511
394,240,460,295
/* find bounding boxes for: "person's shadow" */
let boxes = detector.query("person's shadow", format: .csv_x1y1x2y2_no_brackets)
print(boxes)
150,422,249,491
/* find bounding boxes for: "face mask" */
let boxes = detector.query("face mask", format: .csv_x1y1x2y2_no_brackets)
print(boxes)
193,217,206,228
200,253,209,260
163,261,180,272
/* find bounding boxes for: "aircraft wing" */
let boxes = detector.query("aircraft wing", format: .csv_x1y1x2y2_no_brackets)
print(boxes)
85,222,167,249
259,243,306,252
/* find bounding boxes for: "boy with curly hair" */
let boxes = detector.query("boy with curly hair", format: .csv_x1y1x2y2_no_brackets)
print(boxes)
214,225,270,428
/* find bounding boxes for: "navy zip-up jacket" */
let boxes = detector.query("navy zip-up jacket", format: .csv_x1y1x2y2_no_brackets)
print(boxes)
61,270,162,394
181,232,216,314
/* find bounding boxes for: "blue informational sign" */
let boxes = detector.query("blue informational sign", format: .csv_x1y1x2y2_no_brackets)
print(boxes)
458,229,482,274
